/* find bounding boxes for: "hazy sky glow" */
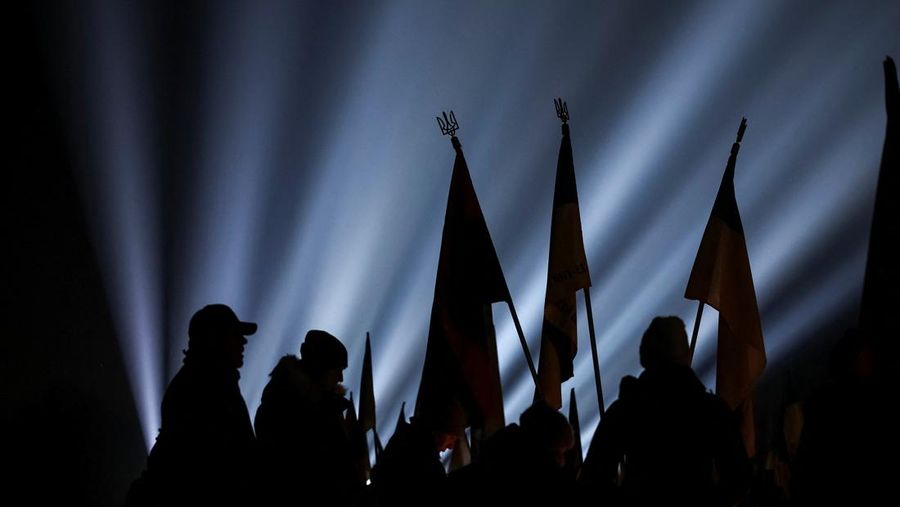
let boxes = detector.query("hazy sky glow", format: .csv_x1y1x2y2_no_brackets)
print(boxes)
46,0,899,451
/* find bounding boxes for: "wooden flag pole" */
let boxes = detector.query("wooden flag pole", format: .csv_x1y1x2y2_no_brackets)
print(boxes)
689,300,705,364
583,288,605,415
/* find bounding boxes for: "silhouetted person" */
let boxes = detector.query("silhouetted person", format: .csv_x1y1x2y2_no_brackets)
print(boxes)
371,410,458,506
450,401,576,505
580,316,751,506
792,328,895,505
125,304,257,507
254,330,359,506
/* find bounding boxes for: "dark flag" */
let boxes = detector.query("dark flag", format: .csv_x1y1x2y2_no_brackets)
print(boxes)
537,121,592,409
685,119,766,457
359,333,376,433
416,135,510,438
859,57,900,356
359,332,383,463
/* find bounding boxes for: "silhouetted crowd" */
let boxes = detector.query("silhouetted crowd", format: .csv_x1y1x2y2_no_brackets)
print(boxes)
122,304,896,506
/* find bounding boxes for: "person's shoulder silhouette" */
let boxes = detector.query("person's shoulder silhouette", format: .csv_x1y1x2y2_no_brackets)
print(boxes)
126,304,257,507
254,329,360,506
478,401,576,504
580,316,750,506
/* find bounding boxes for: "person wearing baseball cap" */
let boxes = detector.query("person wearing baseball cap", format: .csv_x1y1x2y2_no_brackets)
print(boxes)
186,303,258,369
126,304,258,507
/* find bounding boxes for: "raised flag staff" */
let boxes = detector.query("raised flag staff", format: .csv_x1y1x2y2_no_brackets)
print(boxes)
687,118,747,360
684,117,766,456
688,300,705,360
415,110,541,447
561,98,605,415
535,98,604,414
435,110,541,392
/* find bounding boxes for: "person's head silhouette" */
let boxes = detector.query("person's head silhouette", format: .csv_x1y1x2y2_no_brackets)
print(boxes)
300,330,348,392
519,401,574,467
639,316,690,371
186,304,257,368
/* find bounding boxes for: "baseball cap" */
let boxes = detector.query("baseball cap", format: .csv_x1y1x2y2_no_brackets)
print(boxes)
188,304,257,339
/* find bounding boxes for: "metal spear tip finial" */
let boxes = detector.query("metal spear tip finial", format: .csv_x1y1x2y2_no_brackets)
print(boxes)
554,97,569,123
436,110,460,138
736,117,748,143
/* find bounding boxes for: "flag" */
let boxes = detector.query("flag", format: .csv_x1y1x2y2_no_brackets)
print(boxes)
416,135,510,438
859,57,899,350
565,388,584,479
359,332,376,433
537,121,592,409
685,118,766,456
359,332,383,464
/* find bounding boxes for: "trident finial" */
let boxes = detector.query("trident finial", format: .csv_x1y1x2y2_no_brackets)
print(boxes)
554,98,569,123
436,110,460,137
736,117,747,143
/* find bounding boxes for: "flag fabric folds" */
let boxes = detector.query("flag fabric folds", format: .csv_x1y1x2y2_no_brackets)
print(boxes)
537,122,592,410
685,119,766,456
415,136,510,438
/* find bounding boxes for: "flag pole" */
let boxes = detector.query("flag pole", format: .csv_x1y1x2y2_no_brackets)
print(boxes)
688,118,747,364
689,301,704,364
556,97,606,415
583,289,605,415
553,97,606,417
437,110,541,394
508,301,542,393
566,387,584,479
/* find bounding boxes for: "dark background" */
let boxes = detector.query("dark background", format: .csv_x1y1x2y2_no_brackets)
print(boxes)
8,2,897,505
9,5,144,505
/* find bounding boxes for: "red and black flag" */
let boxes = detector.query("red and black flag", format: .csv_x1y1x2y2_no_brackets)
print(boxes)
415,134,509,438
685,118,766,456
